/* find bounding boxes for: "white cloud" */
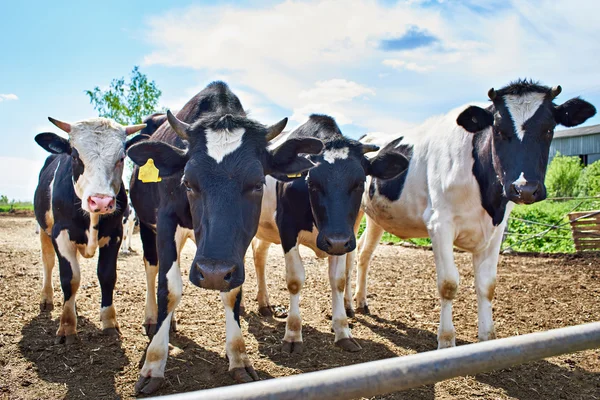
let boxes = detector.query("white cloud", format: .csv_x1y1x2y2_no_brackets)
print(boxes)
0,94,18,102
142,0,600,132
382,59,434,73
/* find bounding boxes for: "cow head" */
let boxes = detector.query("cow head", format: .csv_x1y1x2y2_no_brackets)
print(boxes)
35,118,147,214
457,80,596,204
300,117,409,255
128,111,323,291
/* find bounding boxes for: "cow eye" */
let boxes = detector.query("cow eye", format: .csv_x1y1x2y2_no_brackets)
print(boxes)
253,182,264,192
183,179,193,192
351,183,363,192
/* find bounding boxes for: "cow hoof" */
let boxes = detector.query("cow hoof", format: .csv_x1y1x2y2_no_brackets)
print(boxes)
143,323,157,337
170,319,177,333
335,338,362,352
258,306,273,317
134,376,165,395
103,327,121,337
229,366,260,383
39,301,54,312
282,341,303,354
55,334,78,345
239,305,246,316
345,307,355,318
355,305,370,315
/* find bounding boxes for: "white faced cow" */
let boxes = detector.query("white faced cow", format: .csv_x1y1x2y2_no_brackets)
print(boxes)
355,80,596,349
127,82,323,395
253,114,408,353
34,117,146,344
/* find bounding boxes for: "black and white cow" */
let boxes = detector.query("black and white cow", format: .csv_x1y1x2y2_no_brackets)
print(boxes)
34,117,147,344
120,196,137,254
127,81,323,395
252,114,409,353
355,80,596,349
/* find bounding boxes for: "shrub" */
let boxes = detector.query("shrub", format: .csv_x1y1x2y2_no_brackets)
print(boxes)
545,153,583,198
578,160,600,196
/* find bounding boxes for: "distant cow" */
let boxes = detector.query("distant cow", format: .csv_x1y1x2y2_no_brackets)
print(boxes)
34,117,146,344
127,81,323,395
252,114,408,353
120,197,137,254
355,80,596,349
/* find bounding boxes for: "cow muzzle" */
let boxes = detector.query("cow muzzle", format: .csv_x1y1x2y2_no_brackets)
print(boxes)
87,195,116,214
190,259,243,291
317,232,356,255
507,180,546,204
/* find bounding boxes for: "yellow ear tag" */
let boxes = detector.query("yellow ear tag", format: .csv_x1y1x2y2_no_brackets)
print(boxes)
138,158,162,183
286,172,302,178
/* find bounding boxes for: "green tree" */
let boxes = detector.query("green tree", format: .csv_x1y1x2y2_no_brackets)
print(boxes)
85,66,162,125
545,152,583,198
578,160,600,197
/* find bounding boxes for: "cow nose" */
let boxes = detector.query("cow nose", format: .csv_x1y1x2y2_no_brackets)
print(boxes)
87,195,116,213
508,181,545,204
321,234,355,255
190,259,238,291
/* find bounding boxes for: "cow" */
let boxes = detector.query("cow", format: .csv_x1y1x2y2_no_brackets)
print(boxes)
33,117,147,344
354,80,596,349
127,81,324,395
252,114,409,354
120,196,137,254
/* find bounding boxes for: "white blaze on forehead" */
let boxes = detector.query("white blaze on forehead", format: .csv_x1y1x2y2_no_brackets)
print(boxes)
323,147,349,163
503,92,546,141
205,128,246,163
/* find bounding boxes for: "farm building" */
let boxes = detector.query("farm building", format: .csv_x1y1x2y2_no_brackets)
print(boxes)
550,123,600,165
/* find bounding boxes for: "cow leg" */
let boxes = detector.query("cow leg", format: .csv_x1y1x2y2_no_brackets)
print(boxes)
282,245,305,354
98,236,120,335
136,215,181,395
344,250,355,317
330,255,361,352
40,230,56,312
426,209,459,349
54,229,81,344
252,238,272,317
140,222,159,336
354,217,384,314
473,224,505,342
343,213,363,318
222,287,259,383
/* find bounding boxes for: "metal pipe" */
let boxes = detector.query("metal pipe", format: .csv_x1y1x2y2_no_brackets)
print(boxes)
156,322,600,400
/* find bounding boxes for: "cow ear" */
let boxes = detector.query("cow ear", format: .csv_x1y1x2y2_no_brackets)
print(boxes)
266,137,324,175
35,132,71,154
555,98,597,127
367,152,409,180
127,141,188,177
457,106,494,133
125,134,151,150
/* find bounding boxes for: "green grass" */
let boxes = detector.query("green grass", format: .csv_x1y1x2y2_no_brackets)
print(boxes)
0,202,34,212
358,198,600,253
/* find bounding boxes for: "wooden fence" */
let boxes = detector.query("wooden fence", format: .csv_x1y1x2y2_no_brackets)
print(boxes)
569,210,600,251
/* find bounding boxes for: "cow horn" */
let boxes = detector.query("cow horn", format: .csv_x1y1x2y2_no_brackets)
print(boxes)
362,144,380,154
125,124,147,136
166,110,190,141
488,88,497,101
265,118,288,142
48,117,72,133
551,85,562,99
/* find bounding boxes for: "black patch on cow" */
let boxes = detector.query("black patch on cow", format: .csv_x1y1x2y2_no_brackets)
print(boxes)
70,148,85,184
233,288,243,327
276,178,315,253
369,137,414,202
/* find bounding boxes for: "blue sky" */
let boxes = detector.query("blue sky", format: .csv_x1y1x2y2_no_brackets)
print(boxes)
2,0,600,200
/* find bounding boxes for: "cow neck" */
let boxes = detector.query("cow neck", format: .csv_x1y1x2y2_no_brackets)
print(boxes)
471,124,509,226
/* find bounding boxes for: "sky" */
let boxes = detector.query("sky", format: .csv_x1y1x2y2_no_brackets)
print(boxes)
1,0,600,200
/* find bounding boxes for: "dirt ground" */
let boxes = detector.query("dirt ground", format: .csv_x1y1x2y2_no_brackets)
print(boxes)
1,216,599,399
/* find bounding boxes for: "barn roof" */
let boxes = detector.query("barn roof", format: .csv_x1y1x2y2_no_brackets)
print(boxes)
554,123,600,139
